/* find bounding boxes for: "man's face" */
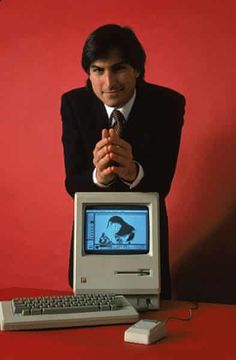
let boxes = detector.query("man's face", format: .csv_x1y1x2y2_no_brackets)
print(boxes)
89,49,139,108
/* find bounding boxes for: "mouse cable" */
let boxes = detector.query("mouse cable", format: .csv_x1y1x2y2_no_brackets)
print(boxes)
164,302,199,324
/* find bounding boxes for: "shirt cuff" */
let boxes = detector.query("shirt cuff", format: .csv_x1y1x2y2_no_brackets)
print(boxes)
121,161,144,189
92,161,144,189
92,168,114,188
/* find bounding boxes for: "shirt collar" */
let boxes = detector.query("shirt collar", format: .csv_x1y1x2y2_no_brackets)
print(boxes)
104,89,136,121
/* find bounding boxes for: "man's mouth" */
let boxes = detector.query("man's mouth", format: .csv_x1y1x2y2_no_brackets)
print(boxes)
102,88,123,94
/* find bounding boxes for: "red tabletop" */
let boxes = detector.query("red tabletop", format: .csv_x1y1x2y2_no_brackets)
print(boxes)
0,288,235,360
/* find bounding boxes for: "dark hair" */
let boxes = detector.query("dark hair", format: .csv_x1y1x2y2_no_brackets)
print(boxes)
81,24,146,84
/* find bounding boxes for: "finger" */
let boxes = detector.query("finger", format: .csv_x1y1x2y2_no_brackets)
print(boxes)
96,166,116,184
108,143,132,161
93,137,109,154
108,130,131,150
93,146,109,166
102,128,109,139
108,128,120,143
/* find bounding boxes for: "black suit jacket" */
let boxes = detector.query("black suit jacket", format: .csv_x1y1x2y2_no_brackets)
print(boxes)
60,81,186,299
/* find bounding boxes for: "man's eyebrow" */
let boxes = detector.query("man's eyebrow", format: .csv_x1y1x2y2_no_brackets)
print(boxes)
112,61,127,66
90,64,103,69
111,61,128,68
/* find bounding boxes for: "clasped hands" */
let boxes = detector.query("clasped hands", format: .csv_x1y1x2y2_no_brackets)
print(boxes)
93,128,137,185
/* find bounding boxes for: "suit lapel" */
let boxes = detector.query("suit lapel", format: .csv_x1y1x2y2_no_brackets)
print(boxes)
93,95,110,133
82,89,109,146
123,84,146,138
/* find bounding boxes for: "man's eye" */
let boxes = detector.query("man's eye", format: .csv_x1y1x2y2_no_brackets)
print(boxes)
92,68,103,74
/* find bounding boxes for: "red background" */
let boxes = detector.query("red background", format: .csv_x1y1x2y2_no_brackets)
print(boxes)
0,0,235,303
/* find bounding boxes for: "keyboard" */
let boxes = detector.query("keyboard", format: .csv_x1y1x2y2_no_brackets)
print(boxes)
0,293,139,331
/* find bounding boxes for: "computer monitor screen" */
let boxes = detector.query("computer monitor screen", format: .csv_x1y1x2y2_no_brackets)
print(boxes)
84,205,149,254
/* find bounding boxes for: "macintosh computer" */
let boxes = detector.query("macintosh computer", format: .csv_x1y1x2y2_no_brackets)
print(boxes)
73,192,161,311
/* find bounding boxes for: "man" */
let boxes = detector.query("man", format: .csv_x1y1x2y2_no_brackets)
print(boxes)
60,24,185,299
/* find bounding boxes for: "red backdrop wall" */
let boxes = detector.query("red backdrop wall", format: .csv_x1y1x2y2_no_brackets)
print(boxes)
1,0,235,303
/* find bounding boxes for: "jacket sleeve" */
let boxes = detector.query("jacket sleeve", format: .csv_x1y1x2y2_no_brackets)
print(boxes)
60,92,98,197
131,92,186,197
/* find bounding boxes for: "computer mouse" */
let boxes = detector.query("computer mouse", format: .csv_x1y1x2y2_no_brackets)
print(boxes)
124,319,168,344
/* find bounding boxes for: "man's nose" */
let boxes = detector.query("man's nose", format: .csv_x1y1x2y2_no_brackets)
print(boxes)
104,71,116,88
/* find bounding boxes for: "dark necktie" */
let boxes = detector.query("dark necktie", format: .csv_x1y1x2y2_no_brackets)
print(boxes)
110,109,125,137
108,109,125,167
